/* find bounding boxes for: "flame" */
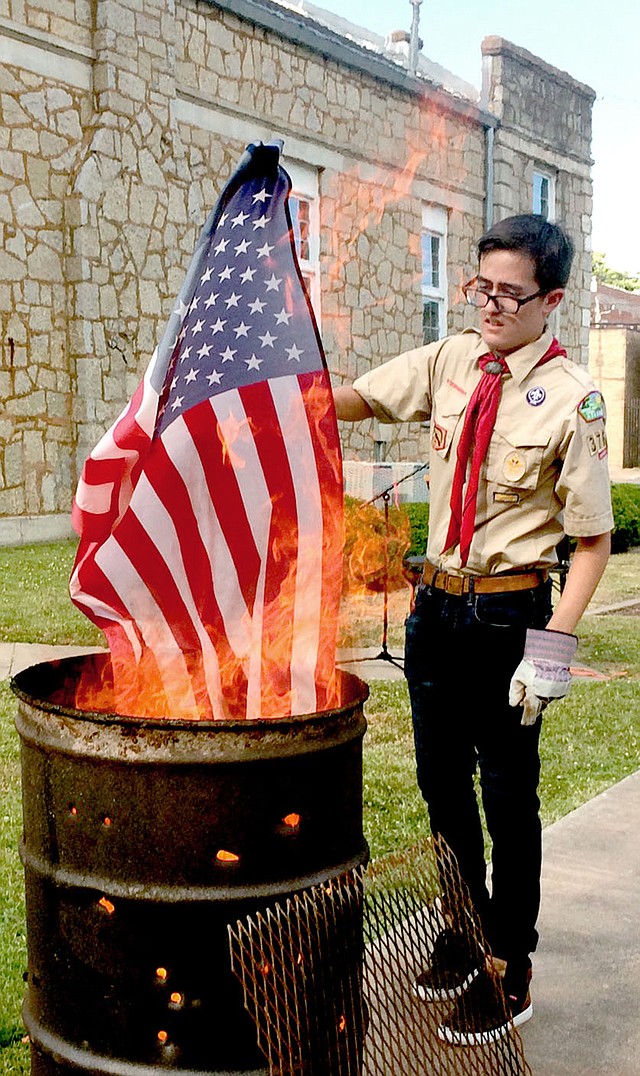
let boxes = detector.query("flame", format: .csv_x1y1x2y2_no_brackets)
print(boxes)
103,816,112,827
157,1030,168,1044
69,805,78,816
338,1015,347,1033
261,962,271,976
156,967,168,981
216,849,240,863
283,812,300,829
98,897,115,915
170,992,183,1005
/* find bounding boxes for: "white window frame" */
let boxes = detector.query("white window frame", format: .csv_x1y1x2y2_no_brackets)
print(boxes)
421,204,448,344
283,159,321,324
532,167,556,221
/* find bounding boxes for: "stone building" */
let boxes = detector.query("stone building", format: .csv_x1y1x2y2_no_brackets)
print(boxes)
0,0,595,542
590,280,640,469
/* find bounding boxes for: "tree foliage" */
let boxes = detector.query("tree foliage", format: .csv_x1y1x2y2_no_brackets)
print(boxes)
592,252,640,292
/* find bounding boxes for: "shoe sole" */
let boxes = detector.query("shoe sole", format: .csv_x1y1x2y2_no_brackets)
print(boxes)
437,999,533,1046
412,964,480,1003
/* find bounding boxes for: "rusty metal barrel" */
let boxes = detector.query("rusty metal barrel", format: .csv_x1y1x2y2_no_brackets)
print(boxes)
11,654,369,1076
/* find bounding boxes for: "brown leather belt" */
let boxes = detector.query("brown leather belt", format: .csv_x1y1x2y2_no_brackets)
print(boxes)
422,561,548,596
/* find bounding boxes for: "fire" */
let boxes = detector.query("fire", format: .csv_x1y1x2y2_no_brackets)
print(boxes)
156,967,168,981
216,849,240,863
338,1014,347,1033
170,992,183,1005
283,812,300,829
98,897,115,915
157,1030,168,1044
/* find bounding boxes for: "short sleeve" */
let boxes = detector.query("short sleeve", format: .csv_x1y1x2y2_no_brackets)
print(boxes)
556,391,614,537
352,341,442,423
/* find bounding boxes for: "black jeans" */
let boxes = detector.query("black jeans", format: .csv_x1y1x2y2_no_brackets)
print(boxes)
404,579,553,972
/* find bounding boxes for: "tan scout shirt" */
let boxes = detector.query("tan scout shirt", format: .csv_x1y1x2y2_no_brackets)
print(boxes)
352,328,614,576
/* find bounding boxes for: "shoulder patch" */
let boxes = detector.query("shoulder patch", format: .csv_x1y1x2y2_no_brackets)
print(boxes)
577,390,606,423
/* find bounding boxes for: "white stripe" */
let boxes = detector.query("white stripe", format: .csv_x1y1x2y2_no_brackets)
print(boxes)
129,473,228,720
270,376,322,715
209,392,272,720
161,416,253,664
93,538,199,717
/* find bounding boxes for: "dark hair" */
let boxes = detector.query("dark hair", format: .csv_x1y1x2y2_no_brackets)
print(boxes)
477,214,574,291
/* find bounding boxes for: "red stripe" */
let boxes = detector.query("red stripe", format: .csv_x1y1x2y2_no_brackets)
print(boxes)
240,379,299,717
298,371,343,710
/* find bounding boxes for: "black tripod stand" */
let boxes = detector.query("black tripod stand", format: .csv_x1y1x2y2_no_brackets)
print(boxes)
346,464,428,673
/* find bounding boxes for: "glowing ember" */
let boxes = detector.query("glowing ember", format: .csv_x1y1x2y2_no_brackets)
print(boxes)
156,967,168,981
216,849,240,863
68,805,78,816
98,897,115,915
338,1014,347,1033
157,1030,168,1044
170,992,183,1005
261,963,271,976
282,812,300,829
103,816,112,827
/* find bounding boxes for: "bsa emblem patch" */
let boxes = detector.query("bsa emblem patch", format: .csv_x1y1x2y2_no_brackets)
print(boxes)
578,391,605,423
526,386,546,407
431,422,447,452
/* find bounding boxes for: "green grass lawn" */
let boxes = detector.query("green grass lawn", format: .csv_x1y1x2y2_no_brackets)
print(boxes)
0,542,638,1074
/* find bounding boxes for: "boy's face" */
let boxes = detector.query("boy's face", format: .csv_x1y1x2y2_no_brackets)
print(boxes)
476,249,564,356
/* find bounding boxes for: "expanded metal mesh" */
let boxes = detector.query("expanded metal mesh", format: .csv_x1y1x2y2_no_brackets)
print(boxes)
228,837,532,1076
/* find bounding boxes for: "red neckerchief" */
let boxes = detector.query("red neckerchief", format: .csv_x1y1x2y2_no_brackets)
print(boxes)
442,338,566,567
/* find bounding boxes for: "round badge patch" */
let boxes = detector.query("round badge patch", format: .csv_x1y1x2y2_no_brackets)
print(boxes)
526,386,546,406
503,450,527,483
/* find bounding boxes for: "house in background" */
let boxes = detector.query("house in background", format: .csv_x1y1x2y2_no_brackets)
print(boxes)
0,0,595,540
590,280,640,469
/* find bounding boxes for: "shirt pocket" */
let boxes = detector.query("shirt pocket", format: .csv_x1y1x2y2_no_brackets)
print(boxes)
431,384,468,462
485,426,551,494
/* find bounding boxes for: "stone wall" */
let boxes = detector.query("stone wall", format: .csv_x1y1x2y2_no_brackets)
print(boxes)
0,1,594,540
482,37,595,361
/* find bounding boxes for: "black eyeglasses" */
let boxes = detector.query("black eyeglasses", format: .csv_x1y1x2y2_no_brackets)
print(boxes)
463,280,548,315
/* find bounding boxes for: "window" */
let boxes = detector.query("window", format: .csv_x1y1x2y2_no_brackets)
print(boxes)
533,169,556,220
285,160,321,322
421,205,448,344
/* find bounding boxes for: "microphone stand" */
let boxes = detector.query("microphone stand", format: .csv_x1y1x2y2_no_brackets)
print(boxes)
346,463,428,672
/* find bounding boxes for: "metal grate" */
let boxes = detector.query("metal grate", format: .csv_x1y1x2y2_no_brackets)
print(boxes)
228,837,532,1075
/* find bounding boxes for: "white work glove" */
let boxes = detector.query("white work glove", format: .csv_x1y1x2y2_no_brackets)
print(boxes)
509,628,578,726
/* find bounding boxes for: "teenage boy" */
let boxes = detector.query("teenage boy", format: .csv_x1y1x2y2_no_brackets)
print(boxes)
334,214,613,1045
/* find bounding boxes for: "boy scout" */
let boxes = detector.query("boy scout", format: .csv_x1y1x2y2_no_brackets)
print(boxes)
334,214,613,1045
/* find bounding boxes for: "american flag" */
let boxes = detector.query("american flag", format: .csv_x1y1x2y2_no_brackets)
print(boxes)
70,142,343,721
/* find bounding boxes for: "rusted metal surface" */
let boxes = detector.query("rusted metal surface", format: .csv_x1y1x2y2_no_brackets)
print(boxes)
11,656,369,1076
229,840,532,1076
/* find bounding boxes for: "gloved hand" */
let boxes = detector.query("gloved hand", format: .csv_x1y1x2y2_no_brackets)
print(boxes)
509,628,578,726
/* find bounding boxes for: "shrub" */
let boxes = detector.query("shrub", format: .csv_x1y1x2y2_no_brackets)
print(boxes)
402,502,430,557
610,483,640,553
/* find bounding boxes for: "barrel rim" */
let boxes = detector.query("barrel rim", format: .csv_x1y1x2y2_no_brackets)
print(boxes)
10,654,369,730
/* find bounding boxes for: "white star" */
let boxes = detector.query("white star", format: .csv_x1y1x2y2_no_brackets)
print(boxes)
218,212,229,227
191,319,205,334
259,331,276,348
171,395,184,411
214,238,229,256
207,369,223,385
252,188,271,203
179,345,192,361
248,297,267,315
231,210,250,228
253,214,271,230
234,239,251,255
286,343,304,361
170,376,178,391
218,265,234,281
210,318,227,334
204,292,219,309
174,298,189,319
200,266,214,284
197,342,212,358
185,367,199,383
220,346,236,362
245,354,262,370
234,322,250,338
265,274,281,292
240,266,257,283
225,292,241,309
256,242,274,259
189,295,200,313
274,307,292,325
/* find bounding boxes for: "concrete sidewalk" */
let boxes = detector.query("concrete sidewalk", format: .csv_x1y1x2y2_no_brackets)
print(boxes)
3,642,638,1074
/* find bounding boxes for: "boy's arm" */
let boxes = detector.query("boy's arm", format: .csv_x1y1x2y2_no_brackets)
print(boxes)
333,386,373,422
545,531,612,634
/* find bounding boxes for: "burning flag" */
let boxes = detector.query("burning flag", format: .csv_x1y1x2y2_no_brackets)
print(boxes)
70,141,343,721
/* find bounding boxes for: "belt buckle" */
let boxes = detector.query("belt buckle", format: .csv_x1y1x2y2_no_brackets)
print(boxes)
445,574,464,596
